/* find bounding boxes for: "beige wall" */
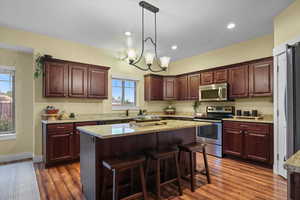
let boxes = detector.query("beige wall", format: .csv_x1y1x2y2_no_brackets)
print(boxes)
0,26,167,157
0,48,34,156
274,0,300,46
165,34,274,115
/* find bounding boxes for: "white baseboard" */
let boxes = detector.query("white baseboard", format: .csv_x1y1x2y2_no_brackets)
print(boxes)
33,155,43,163
0,152,33,163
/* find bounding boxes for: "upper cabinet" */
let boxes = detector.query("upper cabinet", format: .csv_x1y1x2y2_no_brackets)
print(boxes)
144,74,163,101
249,59,273,97
88,67,108,99
43,58,109,99
188,73,200,100
228,65,249,98
163,77,177,100
177,75,188,100
44,61,69,97
68,65,88,98
200,71,213,85
213,69,228,83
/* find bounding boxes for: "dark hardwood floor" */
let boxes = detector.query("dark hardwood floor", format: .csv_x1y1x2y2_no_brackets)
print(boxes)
34,155,287,200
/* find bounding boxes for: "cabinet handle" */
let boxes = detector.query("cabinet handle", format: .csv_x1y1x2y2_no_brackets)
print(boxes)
239,130,243,134
244,131,248,134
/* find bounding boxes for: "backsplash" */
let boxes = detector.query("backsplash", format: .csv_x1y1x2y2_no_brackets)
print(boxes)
168,97,273,115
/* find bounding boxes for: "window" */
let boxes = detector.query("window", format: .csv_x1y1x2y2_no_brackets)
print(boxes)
112,78,137,108
0,67,15,135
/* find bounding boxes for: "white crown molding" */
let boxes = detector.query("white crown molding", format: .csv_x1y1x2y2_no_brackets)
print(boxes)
0,152,32,163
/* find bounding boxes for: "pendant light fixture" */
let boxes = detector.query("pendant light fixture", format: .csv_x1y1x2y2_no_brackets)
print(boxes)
127,1,171,72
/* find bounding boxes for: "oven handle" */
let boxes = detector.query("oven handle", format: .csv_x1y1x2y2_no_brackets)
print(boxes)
193,119,221,123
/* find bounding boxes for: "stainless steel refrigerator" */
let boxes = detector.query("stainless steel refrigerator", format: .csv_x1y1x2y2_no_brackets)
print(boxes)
287,42,300,157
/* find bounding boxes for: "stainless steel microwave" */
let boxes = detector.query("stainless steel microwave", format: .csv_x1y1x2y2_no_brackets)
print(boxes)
199,83,228,102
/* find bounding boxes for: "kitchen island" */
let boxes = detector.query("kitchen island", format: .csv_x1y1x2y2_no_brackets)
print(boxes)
77,120,211,200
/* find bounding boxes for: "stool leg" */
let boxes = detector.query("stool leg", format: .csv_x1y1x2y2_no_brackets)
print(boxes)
130,168,134,194
112,169,119,200
156,159,161,200
175,153,183,196
189,152,195,192
145,158,150,183
203,147,211,184
101,168,108,200
139,164,148,200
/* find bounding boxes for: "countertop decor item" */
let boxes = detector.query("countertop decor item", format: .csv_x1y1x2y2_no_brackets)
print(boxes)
193,100,201,114
164,105,176,115
121,1,171,72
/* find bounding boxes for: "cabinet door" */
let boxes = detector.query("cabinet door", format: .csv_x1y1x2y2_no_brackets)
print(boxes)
163,77,177,100
74,121,98,158
214,69,228,83
69,65,88,97
223,128,243,157
228,65,249,98
44,62,68,97
200,71,213,85
144,75,163,101
177,75,188,100
249,59,273,97
244,126,270,163
47,132,73,163
88,67,108,99
188,73,200,100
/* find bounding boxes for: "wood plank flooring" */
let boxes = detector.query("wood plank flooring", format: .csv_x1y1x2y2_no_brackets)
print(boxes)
34,155,287,200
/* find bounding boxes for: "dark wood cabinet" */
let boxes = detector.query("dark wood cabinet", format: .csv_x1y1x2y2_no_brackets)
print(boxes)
69,65,88,98
88,67,108,99
177,75,188,100
188,73,200,100
200,71,213,85
48,132,73,163
44,61,68,97
223,128,243,157
223,121,273,165
144,74,163,101
228,65,249,98
74,121,98,159
43,58,109,99
249,59,273,97
213,69,228,83
163,77,177,100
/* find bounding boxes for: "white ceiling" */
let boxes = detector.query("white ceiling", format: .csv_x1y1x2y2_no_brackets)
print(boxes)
0,0,294,61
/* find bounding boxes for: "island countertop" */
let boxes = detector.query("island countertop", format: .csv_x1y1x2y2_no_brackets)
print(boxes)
284,150,300,173
77,120,211,139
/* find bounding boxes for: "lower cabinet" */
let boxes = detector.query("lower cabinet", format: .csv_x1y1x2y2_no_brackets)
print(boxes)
223,121,273,165
43,121,98,167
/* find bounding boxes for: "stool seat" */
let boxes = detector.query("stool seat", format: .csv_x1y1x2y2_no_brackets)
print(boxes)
102,155,145,170
178,142,206,152
145,147,178,160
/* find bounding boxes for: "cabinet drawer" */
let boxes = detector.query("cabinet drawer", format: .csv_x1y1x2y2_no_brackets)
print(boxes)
239,123,269,133
74,121,98,127
223,121,240,130
47,123,74,132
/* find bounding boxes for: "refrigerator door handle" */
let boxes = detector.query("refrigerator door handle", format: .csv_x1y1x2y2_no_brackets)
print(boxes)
284,87,287,121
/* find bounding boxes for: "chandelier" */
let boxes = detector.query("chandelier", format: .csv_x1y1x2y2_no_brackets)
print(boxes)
126,1,171,72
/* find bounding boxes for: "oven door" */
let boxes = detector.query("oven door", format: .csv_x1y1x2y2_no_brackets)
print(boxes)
196,121,222,146
199,83,228,102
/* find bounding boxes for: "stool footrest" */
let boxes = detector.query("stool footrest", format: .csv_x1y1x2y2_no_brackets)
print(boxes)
160,178,178,187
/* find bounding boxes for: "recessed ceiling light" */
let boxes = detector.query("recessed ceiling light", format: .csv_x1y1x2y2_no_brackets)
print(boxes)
124,31,132,36
227,23,236,29
171,45,178,50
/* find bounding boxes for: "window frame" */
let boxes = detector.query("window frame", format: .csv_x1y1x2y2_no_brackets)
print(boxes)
112,78,138,110
0,66,16,136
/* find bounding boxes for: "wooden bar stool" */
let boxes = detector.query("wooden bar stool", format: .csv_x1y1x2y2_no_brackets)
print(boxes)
145,147,182,200
178,142,211,192
101,154,148,200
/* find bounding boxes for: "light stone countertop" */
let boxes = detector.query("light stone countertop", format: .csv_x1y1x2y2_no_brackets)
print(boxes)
284,151,300,173
77,120,211,139
222,115,273,124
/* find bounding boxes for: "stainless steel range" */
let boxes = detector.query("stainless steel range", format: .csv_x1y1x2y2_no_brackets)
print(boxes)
194,106,234,157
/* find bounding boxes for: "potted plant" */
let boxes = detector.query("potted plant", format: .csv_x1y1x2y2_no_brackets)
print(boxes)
34,54,52,79
193,100,201,114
